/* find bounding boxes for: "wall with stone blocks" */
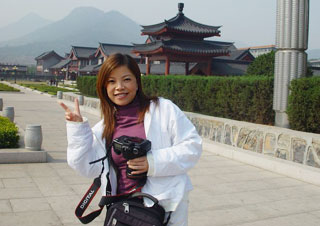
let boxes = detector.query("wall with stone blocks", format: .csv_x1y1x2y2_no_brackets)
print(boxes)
62,92,320,169
185,112,320,169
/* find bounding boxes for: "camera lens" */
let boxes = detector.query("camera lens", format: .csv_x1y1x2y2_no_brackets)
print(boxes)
133,148,139,155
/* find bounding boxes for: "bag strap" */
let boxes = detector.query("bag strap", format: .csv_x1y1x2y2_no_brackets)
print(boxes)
75,177,104,224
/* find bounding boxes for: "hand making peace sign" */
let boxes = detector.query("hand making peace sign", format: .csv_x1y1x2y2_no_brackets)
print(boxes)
59,98,83,122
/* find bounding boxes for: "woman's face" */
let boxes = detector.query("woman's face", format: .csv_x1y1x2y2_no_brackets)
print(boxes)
105,65,138,106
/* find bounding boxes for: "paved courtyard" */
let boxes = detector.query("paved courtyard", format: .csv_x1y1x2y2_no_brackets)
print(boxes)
1,85,320,226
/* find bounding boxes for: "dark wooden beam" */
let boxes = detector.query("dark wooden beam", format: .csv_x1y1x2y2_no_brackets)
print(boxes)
185,62,189,75
165,57,170,75
146,57,150,75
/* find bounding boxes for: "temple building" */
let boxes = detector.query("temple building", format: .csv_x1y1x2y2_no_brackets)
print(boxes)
133,3,232,75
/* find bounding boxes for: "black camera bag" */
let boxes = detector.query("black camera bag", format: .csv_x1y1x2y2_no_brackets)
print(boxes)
103,192,166,226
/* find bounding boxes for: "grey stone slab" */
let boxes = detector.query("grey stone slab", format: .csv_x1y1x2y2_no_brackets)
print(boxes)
46,195,102,224
54,168,79,177
250,184,320,202
0,179,4,188
199,177,306,195
24,164,59,178
2,177,37,188
48,162,70,170
10,198,51,212
0,187,43,199
0,200,12,213
189,206,259,226
310,210,320,219
32,177,76,197
190,187,272,212
196,157,246,168
0,168,29,179
0,211,62,226
214,170,283,183
0,164,25,170
60,174,92,185
261,195,320,215
70,184,92,196
235,213,320,226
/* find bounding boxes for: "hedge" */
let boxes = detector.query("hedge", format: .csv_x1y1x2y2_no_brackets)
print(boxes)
0,116,19,148
0,83,20,92
76,76,97,97
77,75,274,125
287,77,320,133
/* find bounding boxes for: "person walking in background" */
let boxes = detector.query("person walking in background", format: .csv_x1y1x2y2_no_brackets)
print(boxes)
59,53,202,226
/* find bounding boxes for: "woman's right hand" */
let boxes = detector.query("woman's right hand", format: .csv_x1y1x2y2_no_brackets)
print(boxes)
59,98,83,122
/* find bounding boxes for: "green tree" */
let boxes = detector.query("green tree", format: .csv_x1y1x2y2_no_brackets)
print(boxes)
247,50,313,77
246,51,275,76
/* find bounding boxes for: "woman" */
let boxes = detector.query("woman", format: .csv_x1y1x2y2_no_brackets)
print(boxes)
60,53,202,226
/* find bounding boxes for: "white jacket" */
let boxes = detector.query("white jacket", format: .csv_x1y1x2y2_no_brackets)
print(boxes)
66,97,202,211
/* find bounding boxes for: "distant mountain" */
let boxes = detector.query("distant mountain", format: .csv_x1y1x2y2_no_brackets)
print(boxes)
307,49,320,60
0,13,52,43
0,7,146,65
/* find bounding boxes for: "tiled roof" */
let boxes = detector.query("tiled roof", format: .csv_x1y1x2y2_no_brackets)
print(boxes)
50,59,71,69
133,40,232,56
98,43,138,58
71,46,97,58
215,49,254,61
141,10,220,37
35,50,63,60
238,45,276,50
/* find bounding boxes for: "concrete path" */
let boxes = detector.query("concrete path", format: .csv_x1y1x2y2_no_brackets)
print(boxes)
1,86,320,226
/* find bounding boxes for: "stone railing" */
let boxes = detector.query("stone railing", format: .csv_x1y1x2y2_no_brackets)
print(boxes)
61,92,320,169
186,111,320,169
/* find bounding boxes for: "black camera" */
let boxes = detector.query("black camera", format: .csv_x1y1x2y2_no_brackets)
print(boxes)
113,135,151,179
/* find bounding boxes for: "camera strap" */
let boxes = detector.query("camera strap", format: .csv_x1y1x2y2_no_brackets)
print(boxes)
74,143,145,224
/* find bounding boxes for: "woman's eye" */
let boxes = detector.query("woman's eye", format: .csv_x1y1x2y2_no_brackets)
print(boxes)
108,80,115,83
124,78,131,81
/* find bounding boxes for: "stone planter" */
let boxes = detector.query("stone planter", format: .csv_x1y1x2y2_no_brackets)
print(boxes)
24,124,43,151
2,106,14,122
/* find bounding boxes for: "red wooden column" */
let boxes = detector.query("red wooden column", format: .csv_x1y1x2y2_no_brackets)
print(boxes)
206,58,212,76
146,57,150,75
165,57,170,75
185,62,189,75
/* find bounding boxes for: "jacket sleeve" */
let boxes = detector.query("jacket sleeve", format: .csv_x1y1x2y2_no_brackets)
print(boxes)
66,118,105,178
147,100,202,177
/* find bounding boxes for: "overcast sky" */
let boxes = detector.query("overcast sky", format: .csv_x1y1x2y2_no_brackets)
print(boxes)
0,0,319,49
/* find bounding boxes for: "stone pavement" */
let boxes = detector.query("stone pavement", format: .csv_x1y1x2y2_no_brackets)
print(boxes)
1,85,320,226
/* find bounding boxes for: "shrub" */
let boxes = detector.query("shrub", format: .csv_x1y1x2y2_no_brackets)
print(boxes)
246,51,275,76
0,116,19,148
287,77,320,133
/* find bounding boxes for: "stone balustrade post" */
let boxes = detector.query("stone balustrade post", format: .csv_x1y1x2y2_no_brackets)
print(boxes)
24,124,43,151
2,106,14,122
